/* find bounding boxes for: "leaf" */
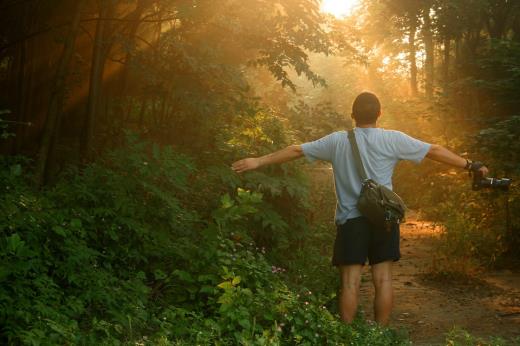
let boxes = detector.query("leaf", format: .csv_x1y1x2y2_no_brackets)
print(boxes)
173,270,194,283
7,233,24,253
232,276,241,286
238,318,251,329
221,194,234,209
217,281,233,289
199,285,215,294
198,274,218,283
70,218,82,228
114,324,123,334
107,229,119,241
52,225,67,237
154,269,167,280
44,319,71,337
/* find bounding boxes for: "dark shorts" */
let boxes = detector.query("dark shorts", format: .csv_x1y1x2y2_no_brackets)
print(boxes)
332,216,400,266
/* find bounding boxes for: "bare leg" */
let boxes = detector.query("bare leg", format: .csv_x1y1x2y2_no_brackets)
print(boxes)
338,264,363,323
371,261,393,325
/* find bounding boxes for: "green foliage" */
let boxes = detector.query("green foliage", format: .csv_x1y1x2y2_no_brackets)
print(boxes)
420,113,520,272
474,40,520,111
0,135,409,345
445,327,519,346
477,116,520,257
217,109,311,256
1,137,198,344
478,115,520,175
287,101,351,142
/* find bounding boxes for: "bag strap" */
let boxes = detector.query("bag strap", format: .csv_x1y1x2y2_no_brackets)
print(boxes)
347,129,368,181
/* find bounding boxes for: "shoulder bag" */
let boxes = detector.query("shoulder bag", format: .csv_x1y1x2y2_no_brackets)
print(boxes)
347,129,406,230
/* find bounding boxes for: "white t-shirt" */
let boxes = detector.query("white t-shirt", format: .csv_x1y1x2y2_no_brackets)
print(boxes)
301,127,431,225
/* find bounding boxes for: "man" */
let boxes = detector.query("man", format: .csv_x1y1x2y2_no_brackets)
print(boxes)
231,92,488,325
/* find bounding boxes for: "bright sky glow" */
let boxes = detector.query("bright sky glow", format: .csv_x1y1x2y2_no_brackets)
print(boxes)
321,0,359,18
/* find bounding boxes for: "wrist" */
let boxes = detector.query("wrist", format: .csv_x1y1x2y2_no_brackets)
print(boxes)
466,160,485,172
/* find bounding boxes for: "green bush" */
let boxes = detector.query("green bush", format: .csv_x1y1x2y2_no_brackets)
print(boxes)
0,135,409,345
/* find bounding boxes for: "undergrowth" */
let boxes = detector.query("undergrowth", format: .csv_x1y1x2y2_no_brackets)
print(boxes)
0,134,409,345
445,327,520,346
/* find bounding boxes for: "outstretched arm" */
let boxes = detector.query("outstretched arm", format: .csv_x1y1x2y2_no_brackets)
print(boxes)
231,145,304,173
426,144,489,175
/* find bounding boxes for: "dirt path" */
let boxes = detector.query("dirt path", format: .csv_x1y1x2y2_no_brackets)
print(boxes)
358,213,520,345
308,167,520,344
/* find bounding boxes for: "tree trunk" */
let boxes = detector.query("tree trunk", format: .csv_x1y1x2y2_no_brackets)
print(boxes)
512,12,520,42
443,37,450,92
423,9,434,99
119,0,149,93
10,34,27,155
81,3,110,160
455,36,462,78
409,22,418,96
159,98,167,125
14,0,38,154
487,1,514,40
139,96,148,127
118,0,154,123
35,0,86,186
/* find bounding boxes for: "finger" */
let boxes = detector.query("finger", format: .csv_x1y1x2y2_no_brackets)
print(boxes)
232,162,248,173
232,161,245,170
234,166,248,174
232,164,244,172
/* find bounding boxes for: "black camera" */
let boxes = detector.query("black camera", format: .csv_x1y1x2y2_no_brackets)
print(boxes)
472,170,511,191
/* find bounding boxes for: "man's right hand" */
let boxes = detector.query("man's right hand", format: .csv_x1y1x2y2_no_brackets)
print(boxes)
426,145,489,175
467,161,489,176
231,158,261,173
479,165,490,176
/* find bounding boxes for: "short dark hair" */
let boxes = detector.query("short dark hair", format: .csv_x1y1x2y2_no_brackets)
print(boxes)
351,92,381,125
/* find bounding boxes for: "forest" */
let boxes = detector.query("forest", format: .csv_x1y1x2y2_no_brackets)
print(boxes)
0,0,519,344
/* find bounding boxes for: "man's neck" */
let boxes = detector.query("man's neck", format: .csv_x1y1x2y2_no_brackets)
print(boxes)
356,123,377,128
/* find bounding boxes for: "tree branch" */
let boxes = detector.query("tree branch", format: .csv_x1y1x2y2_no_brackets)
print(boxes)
0,16,177,56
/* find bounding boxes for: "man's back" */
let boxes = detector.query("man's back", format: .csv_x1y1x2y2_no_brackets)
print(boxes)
301,127,431,224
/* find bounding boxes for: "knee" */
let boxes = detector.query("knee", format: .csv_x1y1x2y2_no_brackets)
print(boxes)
373,276,392,290
341,278,360,292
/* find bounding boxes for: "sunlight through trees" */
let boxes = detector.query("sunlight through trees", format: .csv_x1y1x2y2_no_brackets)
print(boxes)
1,0,519,344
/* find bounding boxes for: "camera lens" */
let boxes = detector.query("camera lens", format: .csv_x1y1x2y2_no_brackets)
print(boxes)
481,177,511,191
